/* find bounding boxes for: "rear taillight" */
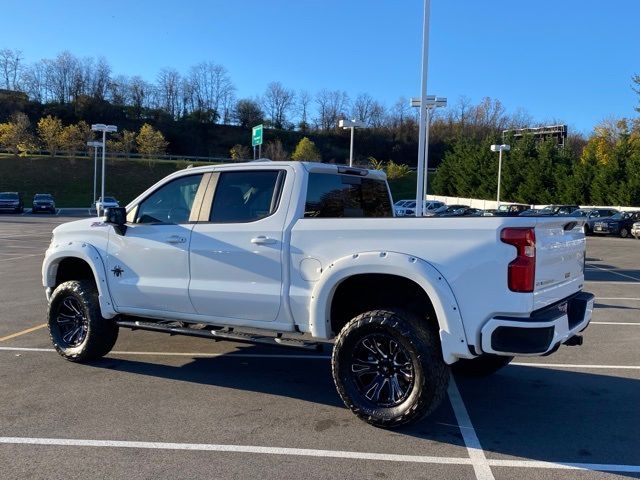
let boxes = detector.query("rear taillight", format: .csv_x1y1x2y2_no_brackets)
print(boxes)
500,227,536,292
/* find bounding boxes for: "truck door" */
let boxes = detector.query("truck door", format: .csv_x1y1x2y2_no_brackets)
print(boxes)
188,168,287,322
106,173,206,314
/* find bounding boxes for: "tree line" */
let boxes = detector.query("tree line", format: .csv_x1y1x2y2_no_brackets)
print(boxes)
0,112,168,158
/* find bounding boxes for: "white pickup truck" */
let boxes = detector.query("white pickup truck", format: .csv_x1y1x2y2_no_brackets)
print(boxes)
42,161,594,428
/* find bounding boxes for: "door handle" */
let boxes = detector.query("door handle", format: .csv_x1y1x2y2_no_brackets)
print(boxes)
251,236,276,245
166,235,187,244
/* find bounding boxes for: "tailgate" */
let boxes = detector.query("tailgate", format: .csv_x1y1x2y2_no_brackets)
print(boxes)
533,218,585,310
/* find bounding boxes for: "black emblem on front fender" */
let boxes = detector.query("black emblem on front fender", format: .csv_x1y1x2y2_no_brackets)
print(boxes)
111,266,124,277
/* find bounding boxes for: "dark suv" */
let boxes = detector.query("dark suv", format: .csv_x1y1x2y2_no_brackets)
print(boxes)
0,192,24,213
572,208,619,235
32,193,56,214
593,211,640,238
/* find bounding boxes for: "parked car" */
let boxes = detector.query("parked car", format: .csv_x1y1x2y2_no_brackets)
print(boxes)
433,204,472,216
571,208,619,234
393,199,414,216
0,192,23,213
519,208,549,216
95,196,119,214
396,200,444,217
490,203,530,216
539,205,581,216
632,222,640,239
32,193,56,214
593,211,640,238
42,160,593,428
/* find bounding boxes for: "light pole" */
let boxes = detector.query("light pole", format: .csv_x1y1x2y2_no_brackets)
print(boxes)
414,0,431,217
491,144,511,206
411,95,447,203
91,124,117,214
87,141,103,206
339,119,366,167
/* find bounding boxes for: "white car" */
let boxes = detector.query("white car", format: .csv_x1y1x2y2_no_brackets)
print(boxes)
396,200,444,216
42,161,593,428
94,196,119,213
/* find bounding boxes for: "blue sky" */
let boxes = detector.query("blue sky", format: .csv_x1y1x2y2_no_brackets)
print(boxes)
3,0,639,134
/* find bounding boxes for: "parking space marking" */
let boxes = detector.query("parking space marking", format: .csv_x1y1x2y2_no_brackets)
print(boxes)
595,297,640,300
1,436,637,473
591,321,640,325
2,347,640,371
0,324,47,342
512,362,640,370
587,263,640,282
0,436,474,466
0,253,42,262
586,281,640,285
447,377,495,480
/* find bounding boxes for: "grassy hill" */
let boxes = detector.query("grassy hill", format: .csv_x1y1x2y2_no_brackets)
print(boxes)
0,155,417,207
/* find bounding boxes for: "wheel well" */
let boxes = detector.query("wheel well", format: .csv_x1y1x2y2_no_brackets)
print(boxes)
55,257,95,288
330,274,437,335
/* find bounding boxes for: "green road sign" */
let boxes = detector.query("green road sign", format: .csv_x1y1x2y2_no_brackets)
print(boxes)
252,124,263,147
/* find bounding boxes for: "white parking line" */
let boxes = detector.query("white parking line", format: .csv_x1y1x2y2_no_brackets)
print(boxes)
586,281,640,285
587,264,640,282
2,347,640,371
591,321,640,326
512,362,640,370
0,253,42,262
0,437,638,473
448,377,495,479
596,297,640,301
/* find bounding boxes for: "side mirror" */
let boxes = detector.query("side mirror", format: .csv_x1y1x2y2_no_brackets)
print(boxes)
105,207,127,235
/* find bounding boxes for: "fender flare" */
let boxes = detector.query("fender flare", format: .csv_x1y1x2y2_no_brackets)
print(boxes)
308,251,473,364
42,242,117,319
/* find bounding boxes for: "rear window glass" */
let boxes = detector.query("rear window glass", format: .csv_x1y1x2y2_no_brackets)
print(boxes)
304,173,392,218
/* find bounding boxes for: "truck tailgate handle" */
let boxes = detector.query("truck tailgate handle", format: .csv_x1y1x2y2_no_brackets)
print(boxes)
251,236,276,245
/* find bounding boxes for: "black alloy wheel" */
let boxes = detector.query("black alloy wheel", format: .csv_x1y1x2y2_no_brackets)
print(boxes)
350,333,415,408
53,296,89,348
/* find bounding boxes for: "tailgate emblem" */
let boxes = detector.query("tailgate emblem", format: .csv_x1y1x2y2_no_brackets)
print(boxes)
558,302,568,313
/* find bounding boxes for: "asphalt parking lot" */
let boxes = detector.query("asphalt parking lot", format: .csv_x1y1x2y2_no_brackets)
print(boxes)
0,215,639,480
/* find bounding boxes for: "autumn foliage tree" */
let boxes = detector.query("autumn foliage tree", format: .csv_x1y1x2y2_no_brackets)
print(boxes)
136,123,168,158
37,115,63,155
291,137,321,161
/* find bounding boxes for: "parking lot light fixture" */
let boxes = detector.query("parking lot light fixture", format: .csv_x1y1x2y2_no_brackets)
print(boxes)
339,119,366,167
411,96,447,209
491,144,511,206
87,141,103,205
91,124,118,215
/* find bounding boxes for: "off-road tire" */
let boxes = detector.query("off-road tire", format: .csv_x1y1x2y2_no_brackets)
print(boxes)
451,354,513,377
332,308,449,429
48,280,118,362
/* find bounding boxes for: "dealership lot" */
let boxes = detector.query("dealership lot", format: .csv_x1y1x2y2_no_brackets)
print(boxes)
0,215,639,480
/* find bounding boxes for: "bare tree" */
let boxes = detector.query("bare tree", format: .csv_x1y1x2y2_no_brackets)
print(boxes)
262,81,295,129
296,89,312,131
189,62,235,123
351,93,374,125
0,48,23,90
43,51,81,103
19,60,46,102
315,89,350,130
157,68,181,118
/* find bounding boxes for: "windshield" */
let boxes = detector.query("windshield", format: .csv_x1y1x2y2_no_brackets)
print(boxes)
0,193,18,200
103,197,116,203
34,194,52,200
572,209,590,217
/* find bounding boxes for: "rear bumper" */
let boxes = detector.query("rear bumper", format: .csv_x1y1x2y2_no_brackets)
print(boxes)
481,292,594,356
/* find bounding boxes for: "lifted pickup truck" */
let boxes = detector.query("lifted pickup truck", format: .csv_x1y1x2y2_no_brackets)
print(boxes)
42,161,594,428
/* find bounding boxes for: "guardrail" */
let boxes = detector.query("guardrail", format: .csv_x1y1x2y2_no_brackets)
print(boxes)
0,149,238,163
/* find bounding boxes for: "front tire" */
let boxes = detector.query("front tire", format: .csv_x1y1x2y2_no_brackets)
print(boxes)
620,227,629,238
331,309,448,428
451,354,513,377
47,280,118,362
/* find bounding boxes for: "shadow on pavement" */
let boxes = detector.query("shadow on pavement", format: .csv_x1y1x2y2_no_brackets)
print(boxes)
90,349,639,475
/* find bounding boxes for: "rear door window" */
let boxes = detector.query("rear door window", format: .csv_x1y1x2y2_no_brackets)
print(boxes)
304,173,392,218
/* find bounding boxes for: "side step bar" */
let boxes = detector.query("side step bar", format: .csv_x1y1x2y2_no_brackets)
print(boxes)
116,319,323,352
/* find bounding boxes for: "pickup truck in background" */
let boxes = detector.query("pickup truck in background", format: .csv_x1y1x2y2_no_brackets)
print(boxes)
42,161,594,428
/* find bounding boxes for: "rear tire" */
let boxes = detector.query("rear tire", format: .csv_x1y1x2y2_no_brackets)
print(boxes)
47,280,118,362
332,308,449,428
451,354,513,377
